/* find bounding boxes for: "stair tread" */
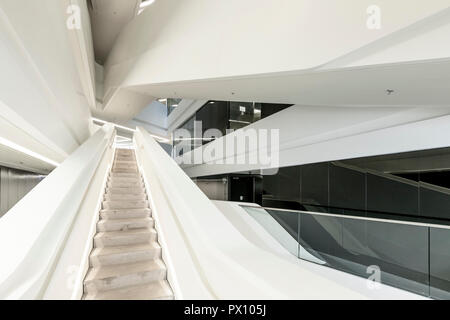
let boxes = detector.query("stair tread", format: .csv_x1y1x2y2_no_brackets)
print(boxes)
110,172,140,176
91,241,161,257
103,199,147,203
104,194,147,199
108,177,142,182
102,200,149,209
107,183,143,188
106,187,145,193
100,208,151,220
95,228,156,239
85,259,165,282
97,217,153,230
83,280,173,300
100,208,150,214
99,217,152,223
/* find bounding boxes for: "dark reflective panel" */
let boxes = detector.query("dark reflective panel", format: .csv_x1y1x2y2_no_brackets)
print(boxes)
241,205,450,298
246,208,299,256
196,101,228,141
229,102,259,130
329,163,365,212
300,214,429,296
298,214,342,266
266,209,299,241
365,221,429,295
344,218,429,295
367,173,419,217
420,184,450,220
301,163,329,207
263,166,301,203
260,103,292,119
173,116,196,157
430,227,450,300
229,176,255,203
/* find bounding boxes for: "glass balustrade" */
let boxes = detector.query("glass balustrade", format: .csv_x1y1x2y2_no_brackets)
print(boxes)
241,205,450,300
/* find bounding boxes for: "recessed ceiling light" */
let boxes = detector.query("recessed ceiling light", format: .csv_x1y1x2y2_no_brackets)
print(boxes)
140,0,155,9
172,104,179,107
158,98,167,103
0,136,60,167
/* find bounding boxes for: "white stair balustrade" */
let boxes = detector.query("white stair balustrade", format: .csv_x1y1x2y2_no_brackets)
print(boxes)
0,124,115,299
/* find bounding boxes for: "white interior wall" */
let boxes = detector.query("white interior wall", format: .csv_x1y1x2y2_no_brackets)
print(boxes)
0,0,95,172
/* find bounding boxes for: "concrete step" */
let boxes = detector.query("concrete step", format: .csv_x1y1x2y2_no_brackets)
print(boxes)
107,181,143,188
112,168,138,173
83,280,173,300
115,157,135,162
109,172,140,178
115,154,134,158
115,155,135,158
113,160,136,164
94,229,157,247
105,187,145,195
104,193,147,201
116,150,134,155
112,165,138,171
115,153,134,156
114,161,135,165
84,260,167,293
100,208,151,220
113,163,137,169
90,241,161,267
97,217,154,232
108,176,142,183
102,200,149,210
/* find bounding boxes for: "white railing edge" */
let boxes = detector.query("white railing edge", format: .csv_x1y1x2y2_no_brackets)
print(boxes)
43,129,115,300
0,124,115,299
134,131,214,300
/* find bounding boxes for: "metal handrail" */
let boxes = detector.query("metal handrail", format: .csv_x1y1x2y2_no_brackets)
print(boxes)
240,204,450,230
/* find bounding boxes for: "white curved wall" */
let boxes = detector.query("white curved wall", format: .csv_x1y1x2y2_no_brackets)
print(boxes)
0,0,95,171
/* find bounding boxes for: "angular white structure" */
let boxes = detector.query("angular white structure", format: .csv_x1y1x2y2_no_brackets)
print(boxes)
0,0,449,301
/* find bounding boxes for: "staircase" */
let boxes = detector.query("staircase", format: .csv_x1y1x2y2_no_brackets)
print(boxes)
83,149,174,300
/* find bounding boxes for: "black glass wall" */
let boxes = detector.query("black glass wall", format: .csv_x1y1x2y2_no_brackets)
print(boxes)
228,102,261,130
172,116,196,157
173,101,293,153
263,155,450,223
194,173,263,205
196,101,228,145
